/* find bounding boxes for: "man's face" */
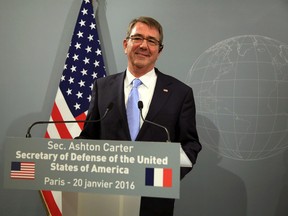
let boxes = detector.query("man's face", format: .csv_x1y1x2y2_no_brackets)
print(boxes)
123,22,162,75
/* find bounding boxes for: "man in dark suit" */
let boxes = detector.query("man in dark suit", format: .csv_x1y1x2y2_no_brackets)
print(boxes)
77,16,201,216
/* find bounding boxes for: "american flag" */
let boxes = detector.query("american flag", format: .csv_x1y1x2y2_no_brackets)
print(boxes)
10,162,35,180
41,0,106,215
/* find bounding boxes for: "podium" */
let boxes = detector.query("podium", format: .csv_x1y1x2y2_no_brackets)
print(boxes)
3,137,187,215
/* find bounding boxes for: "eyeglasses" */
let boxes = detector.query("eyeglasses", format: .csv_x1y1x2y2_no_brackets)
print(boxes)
127,35,162,47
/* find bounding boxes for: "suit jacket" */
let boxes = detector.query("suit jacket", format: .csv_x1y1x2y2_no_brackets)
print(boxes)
78,68,202,178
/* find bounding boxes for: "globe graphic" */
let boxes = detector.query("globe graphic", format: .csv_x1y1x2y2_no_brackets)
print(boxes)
187,35,288,160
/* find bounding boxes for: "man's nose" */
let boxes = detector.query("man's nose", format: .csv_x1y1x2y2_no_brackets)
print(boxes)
139,39,149,47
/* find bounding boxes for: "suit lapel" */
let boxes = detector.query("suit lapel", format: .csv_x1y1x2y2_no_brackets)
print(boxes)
145,71,172,121
115,72,127,121
137,71,172,140
136,69,172,140
109,72,131,139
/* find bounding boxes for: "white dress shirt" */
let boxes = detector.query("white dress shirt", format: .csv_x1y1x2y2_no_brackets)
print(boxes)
124,68,157,127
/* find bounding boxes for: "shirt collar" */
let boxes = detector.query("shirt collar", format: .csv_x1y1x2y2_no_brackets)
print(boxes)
125,68,157,88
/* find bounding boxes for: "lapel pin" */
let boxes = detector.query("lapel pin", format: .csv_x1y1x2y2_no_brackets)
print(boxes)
163,89,168,92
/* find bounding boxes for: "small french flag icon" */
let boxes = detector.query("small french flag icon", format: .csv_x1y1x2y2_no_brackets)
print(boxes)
145,167,172,187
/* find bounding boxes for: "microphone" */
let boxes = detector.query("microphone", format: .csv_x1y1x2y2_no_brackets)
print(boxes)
137,101,171,142
25,102,114,138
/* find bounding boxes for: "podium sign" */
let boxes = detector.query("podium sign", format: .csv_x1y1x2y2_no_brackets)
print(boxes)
3,137,180,198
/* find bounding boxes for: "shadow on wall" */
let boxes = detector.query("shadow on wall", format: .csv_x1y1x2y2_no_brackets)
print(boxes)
275,148,288,216
174,115,247,216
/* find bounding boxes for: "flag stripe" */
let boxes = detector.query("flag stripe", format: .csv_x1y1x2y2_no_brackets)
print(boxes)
45,122,60,139
54,89,74,119
55,89,83,136
154,168,163,187
45,90,85,139
163,168,172,187
75,112,87,130
51,103,73,139
145,168,154,186
41,191,62,216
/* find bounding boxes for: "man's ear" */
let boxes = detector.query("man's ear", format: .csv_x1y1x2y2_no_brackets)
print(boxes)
159,44,164,53
123,39,128,54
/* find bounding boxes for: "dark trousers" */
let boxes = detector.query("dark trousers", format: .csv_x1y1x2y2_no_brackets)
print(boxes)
139,197,175,216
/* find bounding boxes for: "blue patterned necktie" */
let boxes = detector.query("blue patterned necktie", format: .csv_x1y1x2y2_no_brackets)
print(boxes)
127,78,142,141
